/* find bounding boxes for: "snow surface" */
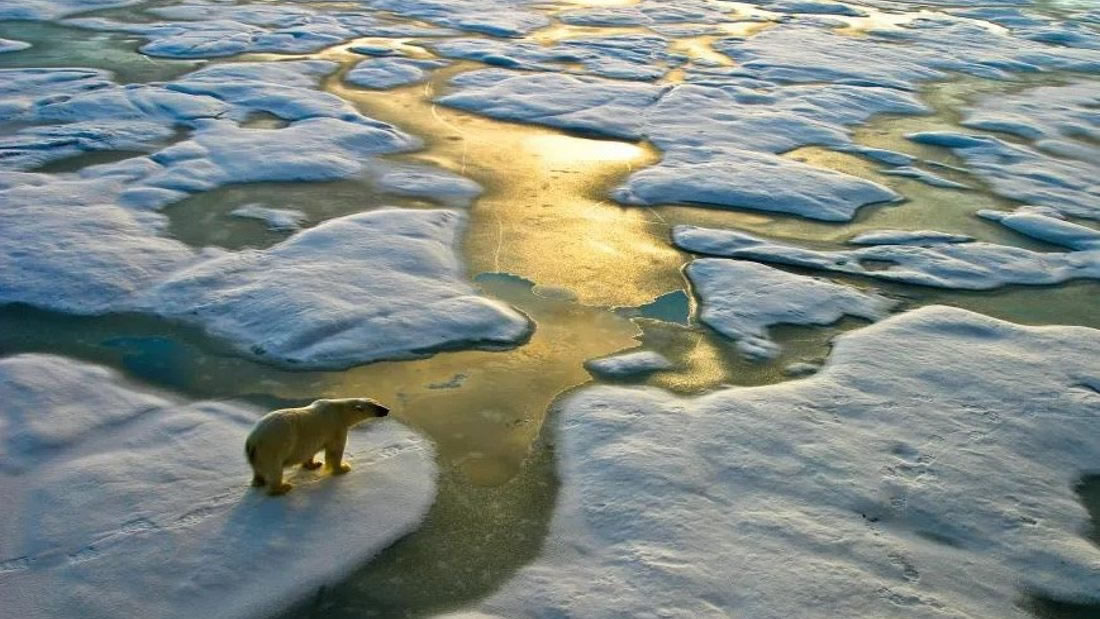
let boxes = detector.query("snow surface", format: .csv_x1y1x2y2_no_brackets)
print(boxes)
848,230,973,246
229,204,308,231
345,58,450,90
0,38,29,53
584,350,673,379
673,222,1100,290
687,259,895,359
0,0,139,20
0,354,438,619
444,306,1100,618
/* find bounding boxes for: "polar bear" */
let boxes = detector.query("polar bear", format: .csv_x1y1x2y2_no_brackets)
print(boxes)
245,398,390,495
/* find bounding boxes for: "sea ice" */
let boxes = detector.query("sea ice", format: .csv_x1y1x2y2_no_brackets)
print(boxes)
345,58,450,90
686,259,894,359
584,350,673,379
673,223,1100,290
132,209,533,369
0,354,438,619
444,306,1100,618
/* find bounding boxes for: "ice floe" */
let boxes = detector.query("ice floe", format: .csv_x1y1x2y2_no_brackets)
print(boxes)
686,259,894,359
132,209,533,369
0,0,139,20
584,350,673,379
345,57,450,90
448,306,1100,618
362,0,549,37
673,220,1100,290
0,353,438,619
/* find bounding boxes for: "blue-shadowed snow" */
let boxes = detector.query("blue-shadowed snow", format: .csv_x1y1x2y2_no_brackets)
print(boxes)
345,57,450,89
0,354,438,619
848,230,973,245
441,306,1100,618
584,350,673,379
686,258,895,359
672,219,1100,290
229,204,308,232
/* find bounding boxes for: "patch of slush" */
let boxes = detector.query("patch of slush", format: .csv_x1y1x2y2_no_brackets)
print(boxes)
686,258,895,359
0,353,438,619
584,350,673,379
229,204,308,231
345,57,450,89
439,72,924,219
444,306,1100,618
672,217,1100,290
132,209,533,369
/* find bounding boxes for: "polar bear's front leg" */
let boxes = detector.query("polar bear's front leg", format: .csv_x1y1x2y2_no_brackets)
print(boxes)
325,430,351,474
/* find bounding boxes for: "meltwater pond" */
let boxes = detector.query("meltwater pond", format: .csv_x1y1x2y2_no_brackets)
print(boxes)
2,0,1100,617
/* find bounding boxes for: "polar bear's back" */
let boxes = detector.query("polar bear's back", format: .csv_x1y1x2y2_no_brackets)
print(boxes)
246,405,336,466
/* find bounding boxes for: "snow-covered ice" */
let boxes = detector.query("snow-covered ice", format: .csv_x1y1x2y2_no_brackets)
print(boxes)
345,57,450,90
0,0,138,20
132,209,533,369
0,38,29,53
446,306,1100,618
0,354,438,619
584,350,673,379
686,259,895,359
848,230,973,246
673,222,1100,290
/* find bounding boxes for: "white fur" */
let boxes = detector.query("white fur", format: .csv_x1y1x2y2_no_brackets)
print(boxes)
244,398,389,495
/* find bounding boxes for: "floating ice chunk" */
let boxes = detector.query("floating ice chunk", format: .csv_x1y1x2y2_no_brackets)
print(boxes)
686,259,894,359
345,58,450,89
133,209,533,369
229,204,308,232
783,360,820,376
848,229,973,246
0,38,29,52
454,306,1100,618
839,145,917,166
878,165,971,189
585,350,673,379
0,354,438,619
673,224,1100,290
613,147,898,221
978,208,1100,250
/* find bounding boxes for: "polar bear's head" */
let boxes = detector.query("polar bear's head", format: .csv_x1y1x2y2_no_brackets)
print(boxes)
321,397,390,425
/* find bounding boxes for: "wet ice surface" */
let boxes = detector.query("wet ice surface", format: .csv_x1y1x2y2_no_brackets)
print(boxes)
2,0,1100,617
0,354,438,619
454,308,1100,619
